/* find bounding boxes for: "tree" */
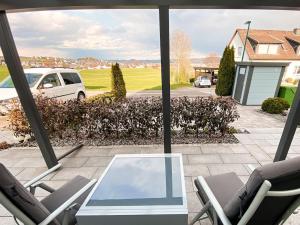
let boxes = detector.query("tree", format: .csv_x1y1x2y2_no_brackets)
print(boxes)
171,30,192,84
215,46,235,96
111,63,126,99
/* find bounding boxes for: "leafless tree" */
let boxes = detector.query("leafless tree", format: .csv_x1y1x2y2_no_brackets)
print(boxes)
171,30,192,84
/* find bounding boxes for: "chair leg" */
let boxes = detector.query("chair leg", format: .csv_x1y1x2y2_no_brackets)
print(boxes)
212,210,218,225
189,201,211,225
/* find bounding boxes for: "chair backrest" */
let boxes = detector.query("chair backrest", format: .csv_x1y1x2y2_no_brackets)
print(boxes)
0,190,36,225
0,163,60,225
224,157,300,225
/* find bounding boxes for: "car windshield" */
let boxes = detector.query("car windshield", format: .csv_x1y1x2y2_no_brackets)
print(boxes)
0,73,43,88
201,77,209,81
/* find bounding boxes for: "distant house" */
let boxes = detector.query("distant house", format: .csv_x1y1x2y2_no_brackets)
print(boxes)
229,28,300,85
193,54,220,83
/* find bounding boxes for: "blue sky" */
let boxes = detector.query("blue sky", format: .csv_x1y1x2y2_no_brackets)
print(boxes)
5,9,300,59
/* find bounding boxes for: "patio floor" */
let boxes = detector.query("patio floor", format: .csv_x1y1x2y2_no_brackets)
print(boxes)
1,127,300,224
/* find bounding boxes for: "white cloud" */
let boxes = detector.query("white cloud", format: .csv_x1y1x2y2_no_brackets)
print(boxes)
170,9,300,57
7,10,160,59
4,9,300,59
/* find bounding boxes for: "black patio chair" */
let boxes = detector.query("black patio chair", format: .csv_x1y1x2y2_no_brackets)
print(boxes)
0,163,96,225
190,157,300,225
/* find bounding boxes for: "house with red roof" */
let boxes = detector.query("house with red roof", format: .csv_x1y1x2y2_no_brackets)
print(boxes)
229,28,300,85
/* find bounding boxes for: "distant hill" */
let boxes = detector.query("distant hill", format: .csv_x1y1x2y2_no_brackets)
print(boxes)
0,55,221,68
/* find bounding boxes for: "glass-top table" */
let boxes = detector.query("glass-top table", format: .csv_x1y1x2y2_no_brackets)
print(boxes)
76,154,188,225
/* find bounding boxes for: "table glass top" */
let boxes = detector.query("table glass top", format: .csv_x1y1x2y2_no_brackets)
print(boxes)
87,155,183,207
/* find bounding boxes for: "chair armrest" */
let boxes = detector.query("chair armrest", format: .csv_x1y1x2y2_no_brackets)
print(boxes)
196,176,232,225
38,179,97,225
29,182,56,195
247,164,256,173
24,164,62,188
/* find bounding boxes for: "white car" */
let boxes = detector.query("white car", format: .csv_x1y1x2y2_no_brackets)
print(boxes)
193,76,212,88
0,68,86,114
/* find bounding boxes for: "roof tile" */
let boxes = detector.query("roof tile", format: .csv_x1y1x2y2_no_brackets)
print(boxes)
237,29,300,60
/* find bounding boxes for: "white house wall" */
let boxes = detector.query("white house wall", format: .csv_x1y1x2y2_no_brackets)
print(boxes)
283,61,300,81
229,33,249,62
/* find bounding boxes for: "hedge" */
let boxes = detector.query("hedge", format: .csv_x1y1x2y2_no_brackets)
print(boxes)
8,96,239,140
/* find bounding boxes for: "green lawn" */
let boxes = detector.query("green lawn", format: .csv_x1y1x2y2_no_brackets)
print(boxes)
80,67,167,91
0,66,190,91
0,65,8,83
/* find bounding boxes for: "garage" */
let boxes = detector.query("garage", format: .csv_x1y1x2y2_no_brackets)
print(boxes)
232,62,288,105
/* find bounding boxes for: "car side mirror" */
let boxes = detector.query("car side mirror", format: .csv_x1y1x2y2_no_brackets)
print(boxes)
43,83,53,89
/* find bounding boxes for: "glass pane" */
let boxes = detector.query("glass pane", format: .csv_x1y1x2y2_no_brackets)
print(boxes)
0,73,42,88
61,73,75,85
87,156,183,206
40,73,61,87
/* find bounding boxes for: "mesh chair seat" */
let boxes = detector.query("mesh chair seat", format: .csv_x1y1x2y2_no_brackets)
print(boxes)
0,163,94,225
41,176,94,225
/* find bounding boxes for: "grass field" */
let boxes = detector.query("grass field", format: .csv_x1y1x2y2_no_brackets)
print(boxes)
0,65,8,83
80,67,163,91
0,65,190,90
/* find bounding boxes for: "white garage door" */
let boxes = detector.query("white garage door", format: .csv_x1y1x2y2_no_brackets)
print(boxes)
247,67,282,105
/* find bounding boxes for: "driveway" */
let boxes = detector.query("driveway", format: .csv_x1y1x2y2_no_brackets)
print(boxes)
87,87,216,98
233,105,286,129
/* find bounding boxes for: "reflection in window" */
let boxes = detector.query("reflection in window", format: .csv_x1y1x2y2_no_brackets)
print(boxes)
256,44,280,54
0,73,42,88
237,47,243,57
39,73,61,88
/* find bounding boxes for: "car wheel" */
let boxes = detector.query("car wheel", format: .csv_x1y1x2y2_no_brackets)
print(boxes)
77,92,85,101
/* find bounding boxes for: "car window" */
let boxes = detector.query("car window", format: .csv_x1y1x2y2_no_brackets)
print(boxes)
0,73,42,88
72,73,81,83
61,72,81,85
39,73,61,88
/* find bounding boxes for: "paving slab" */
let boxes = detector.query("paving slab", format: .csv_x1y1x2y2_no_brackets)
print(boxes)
201,144,230,154
208,164,249,176
59,157,89,168
184,164,210,177
188,154,223,164
51,167,98,180
220,153,258,164
244,144,273,161
16,167,56,181
1,123,300,225
185,176,195,193
83,156,113,167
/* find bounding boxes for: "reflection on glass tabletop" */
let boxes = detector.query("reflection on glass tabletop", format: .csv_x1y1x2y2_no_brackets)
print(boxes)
87,155,183,206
